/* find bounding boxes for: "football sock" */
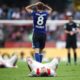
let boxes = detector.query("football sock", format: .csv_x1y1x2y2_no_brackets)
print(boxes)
39,54,43,63
34,53,40,62
68,53,71,64
74,52,77,64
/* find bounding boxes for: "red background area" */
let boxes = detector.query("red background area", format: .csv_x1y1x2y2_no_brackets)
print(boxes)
5,41,56,48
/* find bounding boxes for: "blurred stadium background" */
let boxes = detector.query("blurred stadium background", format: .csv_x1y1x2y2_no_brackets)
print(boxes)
0,0,80,60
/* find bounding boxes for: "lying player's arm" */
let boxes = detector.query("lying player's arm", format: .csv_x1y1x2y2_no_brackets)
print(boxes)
25,4,37,13
44,4,52,14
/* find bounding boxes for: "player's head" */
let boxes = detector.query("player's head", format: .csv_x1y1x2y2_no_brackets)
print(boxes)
40,67,49,76
32,6,38,11
66,12,73,22
32,2,45,11
68,15,73,22
33,2,45,11
37,3,45,11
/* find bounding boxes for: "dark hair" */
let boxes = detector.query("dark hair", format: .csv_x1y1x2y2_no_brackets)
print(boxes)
32,6,37,11
40,73,49,77
37,4,45,10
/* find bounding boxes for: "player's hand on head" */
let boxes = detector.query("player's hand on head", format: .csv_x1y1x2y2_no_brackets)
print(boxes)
35,2,41,5
35,2,44,5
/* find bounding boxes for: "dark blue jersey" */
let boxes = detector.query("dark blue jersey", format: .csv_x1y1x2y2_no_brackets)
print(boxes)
32,11,48,34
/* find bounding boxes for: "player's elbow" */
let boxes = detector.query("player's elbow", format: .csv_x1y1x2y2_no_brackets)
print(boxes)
64,30,67,33
48,9,52,14
25,7,29,12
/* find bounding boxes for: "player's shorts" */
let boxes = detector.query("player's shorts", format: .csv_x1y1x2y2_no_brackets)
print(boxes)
66,37,77,49
32,32,46,49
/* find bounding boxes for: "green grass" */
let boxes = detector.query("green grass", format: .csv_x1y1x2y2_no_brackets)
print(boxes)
0,61,80,80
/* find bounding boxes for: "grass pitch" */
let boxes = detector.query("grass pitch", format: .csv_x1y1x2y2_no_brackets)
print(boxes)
0,61,80,80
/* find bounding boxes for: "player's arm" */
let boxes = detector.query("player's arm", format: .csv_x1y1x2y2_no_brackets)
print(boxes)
65,28,75,36
64,24,74,35
64,24,70,34
76,23,80,33
64,30,70,34
44,4,52,14
71,23,80,34
25,2,43,13
36,2,52,14
76,28,80,33
25,4,37,13
64,27,74,35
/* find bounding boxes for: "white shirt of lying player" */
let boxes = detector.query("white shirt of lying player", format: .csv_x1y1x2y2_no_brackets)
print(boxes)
27,57,60,76
0,55,17,68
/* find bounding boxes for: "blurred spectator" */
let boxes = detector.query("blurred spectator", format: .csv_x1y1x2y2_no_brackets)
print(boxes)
1,4,8,19
0,2,79,20
20,7,32,20
28,32,32,42
11,8,20,19
0,24,5,47
7,7,14,19
0,7,3,19
20,7,27,19
11,31,22,42
74,10,80,20
51,11,58,20
22,32,29,42
20,51,24,60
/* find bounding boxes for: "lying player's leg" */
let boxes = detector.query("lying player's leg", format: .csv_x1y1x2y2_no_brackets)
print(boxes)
44,57,60,71
0,56,6,68
27,57,44,76
27,57,43,70
0,55,3,61
0,55,18,68
8,54,18,67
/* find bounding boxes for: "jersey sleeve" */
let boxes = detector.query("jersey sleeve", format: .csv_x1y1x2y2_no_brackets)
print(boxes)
75,23,79,29
74,23,77,28
76,23,80,28
64,24,67,30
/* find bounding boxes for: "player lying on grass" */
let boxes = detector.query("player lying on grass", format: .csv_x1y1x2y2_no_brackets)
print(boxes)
0,54,18,68
26,57,60,77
